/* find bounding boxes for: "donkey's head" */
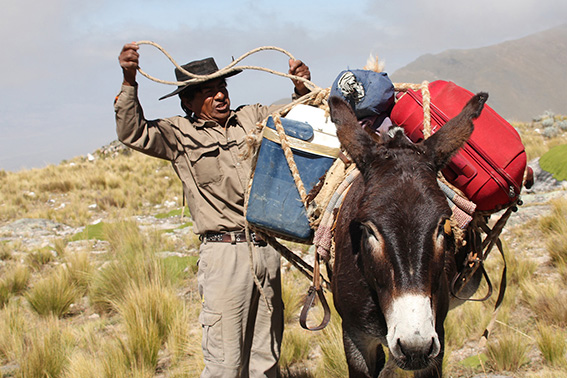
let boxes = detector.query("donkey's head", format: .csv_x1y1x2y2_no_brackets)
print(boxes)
329,92,487,370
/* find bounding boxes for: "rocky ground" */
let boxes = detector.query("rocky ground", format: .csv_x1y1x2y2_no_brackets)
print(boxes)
2,158,563,259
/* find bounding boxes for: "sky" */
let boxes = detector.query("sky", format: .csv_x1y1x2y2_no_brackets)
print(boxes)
1,0,566,172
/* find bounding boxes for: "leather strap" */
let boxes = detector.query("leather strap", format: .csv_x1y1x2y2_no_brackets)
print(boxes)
299,254,331,331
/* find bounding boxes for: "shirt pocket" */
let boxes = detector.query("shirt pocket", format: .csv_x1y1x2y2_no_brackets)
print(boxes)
199,309,224,363
188,146,223,186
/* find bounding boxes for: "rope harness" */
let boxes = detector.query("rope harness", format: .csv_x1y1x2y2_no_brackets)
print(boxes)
135,42,522,338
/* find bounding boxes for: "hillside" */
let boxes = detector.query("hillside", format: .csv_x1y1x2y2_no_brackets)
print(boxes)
390,24,567,122
0,125,566,376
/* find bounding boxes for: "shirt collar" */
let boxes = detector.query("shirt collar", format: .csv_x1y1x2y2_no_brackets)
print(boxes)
191,110,236,128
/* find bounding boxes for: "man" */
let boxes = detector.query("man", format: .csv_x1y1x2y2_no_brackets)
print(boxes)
115,42,311,377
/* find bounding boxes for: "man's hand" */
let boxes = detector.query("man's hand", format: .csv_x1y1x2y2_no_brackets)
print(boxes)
288,59,311,96
119,43,140,86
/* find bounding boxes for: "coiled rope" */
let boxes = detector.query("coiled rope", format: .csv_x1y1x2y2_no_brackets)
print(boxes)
135,41,319,92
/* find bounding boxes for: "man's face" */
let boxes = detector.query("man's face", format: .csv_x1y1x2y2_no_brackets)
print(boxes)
185,79,231,125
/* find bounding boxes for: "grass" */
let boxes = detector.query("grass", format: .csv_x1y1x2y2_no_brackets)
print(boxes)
486,330,531,372
540,143,567,181
18,317,74,378
535,323,567,368
0,120,565,376
25,267,79,318
114,279,182,370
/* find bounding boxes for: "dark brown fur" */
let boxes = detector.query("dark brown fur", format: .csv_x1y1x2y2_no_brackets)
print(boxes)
329,92,487,378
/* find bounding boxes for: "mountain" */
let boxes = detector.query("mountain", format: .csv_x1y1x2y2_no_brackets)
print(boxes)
390,24,567,122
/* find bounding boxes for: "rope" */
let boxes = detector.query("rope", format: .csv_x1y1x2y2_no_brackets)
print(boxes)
134,40,328,313
135,41,319,92
394,81,431,138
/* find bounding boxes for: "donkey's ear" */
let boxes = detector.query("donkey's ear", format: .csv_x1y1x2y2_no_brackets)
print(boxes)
423,92,488,171
329,96,380,169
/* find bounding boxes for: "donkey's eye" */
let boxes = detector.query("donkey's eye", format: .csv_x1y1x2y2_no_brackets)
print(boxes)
435,218,451,250
361,221,384,254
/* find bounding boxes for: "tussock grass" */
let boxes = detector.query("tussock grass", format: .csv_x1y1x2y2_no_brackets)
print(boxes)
445,298,494,345
1,263,30,295
0,302,26,363
0,263,30,307
0,242,12,260
503,242,538,286
114,279,182,370
486,330,530,372
18,317,74,378
25,267,79,318
62,350,105,378
0,149,181,227
25,247,56,271
282,270,306,325
535,322,567,368
0,285,10,309
0,125,565,376
315,300,348,378
539,198,567,271
520,282,567,327
280,328,312,367
64,251,93,294
165,303,195,364
88,222,170,314
527,369,567,378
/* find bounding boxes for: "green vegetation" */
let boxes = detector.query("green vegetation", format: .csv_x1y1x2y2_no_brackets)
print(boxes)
0,113,565,377
540,144,567,181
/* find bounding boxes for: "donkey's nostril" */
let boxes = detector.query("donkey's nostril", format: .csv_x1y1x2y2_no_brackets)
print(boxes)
428,337,436,356
396,336,439,360
429,336,441,358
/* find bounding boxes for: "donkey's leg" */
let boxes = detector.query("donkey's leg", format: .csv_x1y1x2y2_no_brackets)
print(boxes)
343,328,385,378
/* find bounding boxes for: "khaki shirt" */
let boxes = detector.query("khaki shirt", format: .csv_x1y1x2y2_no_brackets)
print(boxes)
114,84,283,235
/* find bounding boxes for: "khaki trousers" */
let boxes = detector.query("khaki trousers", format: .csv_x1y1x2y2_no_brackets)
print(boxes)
197,241,283,378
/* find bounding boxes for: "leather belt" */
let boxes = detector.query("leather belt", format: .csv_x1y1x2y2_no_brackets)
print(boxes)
200,231,266,246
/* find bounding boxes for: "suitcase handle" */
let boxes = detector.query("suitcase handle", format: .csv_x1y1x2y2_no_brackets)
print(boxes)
443,152,477,184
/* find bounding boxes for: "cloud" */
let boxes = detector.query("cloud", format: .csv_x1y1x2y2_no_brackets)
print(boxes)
1,0,566,171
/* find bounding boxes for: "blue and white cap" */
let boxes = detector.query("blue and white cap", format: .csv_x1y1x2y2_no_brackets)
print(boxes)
330,70,395,119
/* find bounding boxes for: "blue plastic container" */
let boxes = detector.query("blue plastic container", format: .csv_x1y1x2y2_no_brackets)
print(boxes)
246,116,339,242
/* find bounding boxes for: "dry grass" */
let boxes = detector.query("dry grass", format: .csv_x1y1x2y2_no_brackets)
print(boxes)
0,120,565,377
486,329,531,372
25,267,79,318
535,322,567,369
18,317,74,378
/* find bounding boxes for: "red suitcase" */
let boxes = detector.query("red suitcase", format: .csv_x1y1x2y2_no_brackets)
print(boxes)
391,80,526,211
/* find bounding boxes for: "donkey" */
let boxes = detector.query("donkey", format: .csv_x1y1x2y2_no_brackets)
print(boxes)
328,92,488,378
